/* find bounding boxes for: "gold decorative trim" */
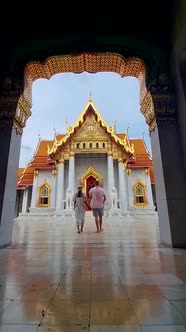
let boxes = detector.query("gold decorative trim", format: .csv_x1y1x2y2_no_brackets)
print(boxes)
80,165,103,192
118,154,123,163
48,98,134,158
59,157,64,163
0,94,31,134
127,168,131,176
24,54,147,109
145,168,150,176
140,92,155,131
34,170,38,178
123,160,128,170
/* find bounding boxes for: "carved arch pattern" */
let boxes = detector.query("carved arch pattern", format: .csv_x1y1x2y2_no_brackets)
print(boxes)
80,165,103,193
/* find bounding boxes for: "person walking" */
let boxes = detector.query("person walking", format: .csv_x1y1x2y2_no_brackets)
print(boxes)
73,186,90,233
89,180,106,233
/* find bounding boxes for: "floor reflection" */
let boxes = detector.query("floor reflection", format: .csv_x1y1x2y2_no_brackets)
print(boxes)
0,213,185,331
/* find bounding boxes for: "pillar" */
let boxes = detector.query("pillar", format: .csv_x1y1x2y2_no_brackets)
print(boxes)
150,92,186,247
107,148,115,208
31,170,39,208
144,168,154,207
107,144,115,192
66,146,75,209
68,155,75,193
22,187,28,213
56,159,65,210
0,78,28,247
118,157,128,211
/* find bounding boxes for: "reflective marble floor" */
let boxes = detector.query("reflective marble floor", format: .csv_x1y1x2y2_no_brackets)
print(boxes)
0,213,186,331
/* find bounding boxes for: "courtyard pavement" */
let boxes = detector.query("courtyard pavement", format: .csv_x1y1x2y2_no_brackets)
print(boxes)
0,213,186,331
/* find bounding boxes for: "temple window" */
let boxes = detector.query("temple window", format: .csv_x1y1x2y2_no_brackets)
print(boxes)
96,143,99,148
103,143,105,148
83,143,86,148
133,181,147,206
37,181,51,207
77,143,80,149
88,125,93,131
90,143,92,148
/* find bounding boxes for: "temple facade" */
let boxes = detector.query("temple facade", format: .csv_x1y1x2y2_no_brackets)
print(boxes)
15,96,156,220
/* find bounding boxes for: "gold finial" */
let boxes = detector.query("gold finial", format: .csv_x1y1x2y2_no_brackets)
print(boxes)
65,120,69,131
126,124,130,135
89,89,92,102
111,120,117,133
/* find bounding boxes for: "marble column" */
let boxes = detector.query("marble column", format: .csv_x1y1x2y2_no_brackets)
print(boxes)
68,154,75,193
144,168,154,207
50,169,57,208
31,170,39,208
107,154,115,192
22,188,28,213
118,158,128,211
56,159,65,210
107,145,116,208
126,168,133,208
66,148,75,209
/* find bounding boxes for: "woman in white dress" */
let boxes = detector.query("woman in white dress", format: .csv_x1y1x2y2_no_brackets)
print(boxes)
73,186,90,233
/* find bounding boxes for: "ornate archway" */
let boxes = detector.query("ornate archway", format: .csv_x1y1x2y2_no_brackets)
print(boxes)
0,44,185,248
80,165,103,194
21,53,156,133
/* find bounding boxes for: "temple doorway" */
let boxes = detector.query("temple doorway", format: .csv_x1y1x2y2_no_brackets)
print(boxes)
86,175,96,211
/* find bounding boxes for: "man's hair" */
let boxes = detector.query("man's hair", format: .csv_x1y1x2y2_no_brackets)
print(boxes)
95,180,99,185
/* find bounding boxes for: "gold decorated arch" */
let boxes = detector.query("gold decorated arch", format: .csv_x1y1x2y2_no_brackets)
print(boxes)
80,165,103,192
22,53,155,131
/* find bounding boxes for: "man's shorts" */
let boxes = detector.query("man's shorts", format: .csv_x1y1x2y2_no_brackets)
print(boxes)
92,208,104,217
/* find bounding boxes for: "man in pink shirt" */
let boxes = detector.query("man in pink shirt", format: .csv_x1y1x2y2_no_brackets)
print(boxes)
89,180,106,233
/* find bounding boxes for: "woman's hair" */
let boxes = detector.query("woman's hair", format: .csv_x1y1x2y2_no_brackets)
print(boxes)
77,186,82,197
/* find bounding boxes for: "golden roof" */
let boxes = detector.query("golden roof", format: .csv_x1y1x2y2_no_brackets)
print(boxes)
48,98,134,157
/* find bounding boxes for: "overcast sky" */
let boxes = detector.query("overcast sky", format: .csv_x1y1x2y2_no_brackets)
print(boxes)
19,72,151,167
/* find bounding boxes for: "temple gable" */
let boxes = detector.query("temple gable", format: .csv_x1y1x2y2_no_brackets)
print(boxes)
72,113,110,141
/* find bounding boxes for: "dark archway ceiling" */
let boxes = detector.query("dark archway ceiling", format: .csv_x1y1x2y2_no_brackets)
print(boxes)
0,0,176,77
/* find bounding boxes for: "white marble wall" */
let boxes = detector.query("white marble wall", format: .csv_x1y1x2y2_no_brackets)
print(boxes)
75,154,108,194
31,157,154,215
127,169,153,208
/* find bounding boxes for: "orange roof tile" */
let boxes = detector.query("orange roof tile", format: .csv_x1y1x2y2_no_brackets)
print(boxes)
17,166,34,189
56,134,65,140
128,138,155,184
35,140,53,156
116,133,126,140
129,138,149,154
17,168,24,179
28,140,55,169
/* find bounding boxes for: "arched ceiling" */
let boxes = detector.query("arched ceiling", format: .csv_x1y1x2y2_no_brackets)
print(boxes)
22,52,154,131
24,53,147,108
